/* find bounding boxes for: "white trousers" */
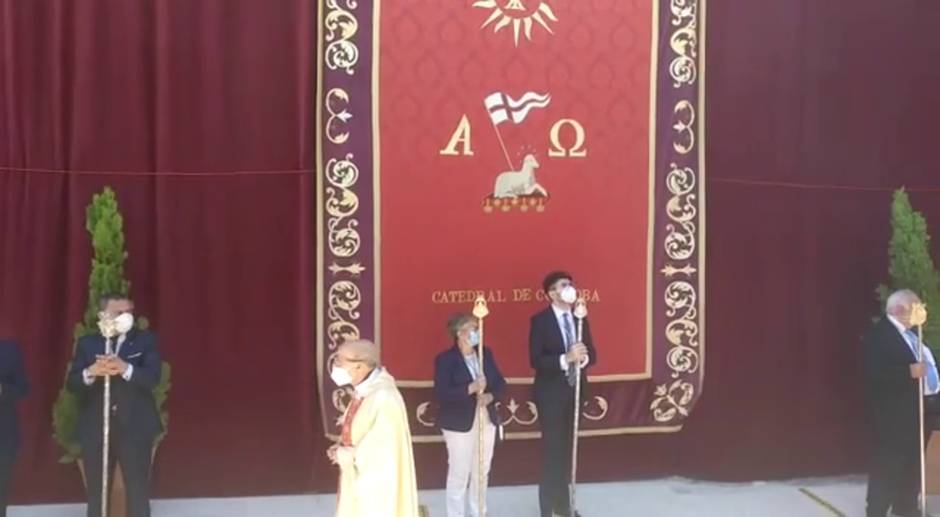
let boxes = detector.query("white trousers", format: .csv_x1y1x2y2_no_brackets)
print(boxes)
442,411,497,517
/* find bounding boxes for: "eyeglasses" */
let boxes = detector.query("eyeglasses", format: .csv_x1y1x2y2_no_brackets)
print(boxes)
329,356,364,368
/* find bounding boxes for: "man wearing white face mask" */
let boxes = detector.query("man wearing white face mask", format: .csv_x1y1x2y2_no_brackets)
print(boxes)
863,289,940,517
529,271,597,517
327,339,420,517
67,294,162,517
434,313,507,517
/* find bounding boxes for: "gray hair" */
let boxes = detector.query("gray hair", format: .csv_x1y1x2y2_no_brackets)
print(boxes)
339,339,380,368
886,289,920,314
446,313,475,342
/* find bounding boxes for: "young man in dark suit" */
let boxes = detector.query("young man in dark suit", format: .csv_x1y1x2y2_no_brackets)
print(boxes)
863,289,940,517
68,294,162,517
529,271,597,517
0,339,28,517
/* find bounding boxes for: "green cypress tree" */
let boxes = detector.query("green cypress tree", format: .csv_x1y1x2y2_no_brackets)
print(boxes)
877,188,940,352
51,187,171,463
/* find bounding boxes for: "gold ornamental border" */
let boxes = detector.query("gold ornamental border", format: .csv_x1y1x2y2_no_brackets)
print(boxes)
316,0,375,439
316,0,707,441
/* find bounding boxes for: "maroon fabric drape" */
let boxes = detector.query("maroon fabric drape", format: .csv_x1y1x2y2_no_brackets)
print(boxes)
2,0,940,505
0,0,325,502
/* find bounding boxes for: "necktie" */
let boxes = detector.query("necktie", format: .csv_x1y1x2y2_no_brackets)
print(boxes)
106,335,125,356
906,330,940,394
562,313,575,350
563,313,577,386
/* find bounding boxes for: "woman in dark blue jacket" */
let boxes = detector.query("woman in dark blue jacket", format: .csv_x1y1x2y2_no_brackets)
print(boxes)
433,313,506,517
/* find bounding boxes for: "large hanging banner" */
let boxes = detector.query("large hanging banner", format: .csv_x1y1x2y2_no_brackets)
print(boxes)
317,0,705,441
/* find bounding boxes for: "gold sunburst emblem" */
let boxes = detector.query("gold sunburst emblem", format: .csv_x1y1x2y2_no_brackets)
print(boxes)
472,0,559,46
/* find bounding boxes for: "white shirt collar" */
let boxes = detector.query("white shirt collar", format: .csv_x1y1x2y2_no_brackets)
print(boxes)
886,314,909,336
354,367,382,397
104,333,126,354
551,303,571,320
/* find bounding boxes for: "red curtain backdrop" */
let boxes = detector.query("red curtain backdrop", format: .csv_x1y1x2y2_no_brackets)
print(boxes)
2,0,940,505
0,0,323,503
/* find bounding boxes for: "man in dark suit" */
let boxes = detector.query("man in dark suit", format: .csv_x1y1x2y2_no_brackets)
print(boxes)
863,289,940,517
0,340,28,517
68,294,162,517
529,271,597,517
434,312,507,517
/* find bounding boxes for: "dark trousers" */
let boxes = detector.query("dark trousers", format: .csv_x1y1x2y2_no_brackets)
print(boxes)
82,423,154,517
536,388,576,517
867,400,939,517
866,443,921,517
0,449,15,517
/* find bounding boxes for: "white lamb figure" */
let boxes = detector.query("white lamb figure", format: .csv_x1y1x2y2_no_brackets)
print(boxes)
492,154,548,199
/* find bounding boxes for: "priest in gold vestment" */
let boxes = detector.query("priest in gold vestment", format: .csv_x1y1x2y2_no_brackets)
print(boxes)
328,339,420,517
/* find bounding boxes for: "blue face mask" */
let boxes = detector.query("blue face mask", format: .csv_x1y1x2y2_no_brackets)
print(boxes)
468,330,481,347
